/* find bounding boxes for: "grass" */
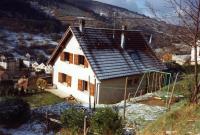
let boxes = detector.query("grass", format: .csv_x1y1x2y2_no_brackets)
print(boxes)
22,92,65,108
142,99,200,135
141,73,200,135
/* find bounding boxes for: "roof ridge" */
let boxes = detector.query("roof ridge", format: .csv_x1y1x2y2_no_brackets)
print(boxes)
70,26,142,32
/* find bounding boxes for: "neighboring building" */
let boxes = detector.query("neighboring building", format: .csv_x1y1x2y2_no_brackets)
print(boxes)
172,52,191,65
161,53,172,62
191,40,200,65
0,66,8,81
0,52,19,73
48,22,166,104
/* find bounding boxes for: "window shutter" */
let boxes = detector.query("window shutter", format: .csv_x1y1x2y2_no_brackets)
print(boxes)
84,57,89,68
58,73,62,82
89,83,95,96
78,79,83,91
62,74,66,83
60,52,65,61
66,75,72,87
69,53,73,64
74,54,79,65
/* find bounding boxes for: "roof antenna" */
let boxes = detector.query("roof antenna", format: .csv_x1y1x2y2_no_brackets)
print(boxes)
149,34,153,44
113,12,116,39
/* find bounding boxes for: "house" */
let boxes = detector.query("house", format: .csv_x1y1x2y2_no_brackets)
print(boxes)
0,52,19,73
48,21,166,104
191,40,200,65
172,52,191,65
0,66,8,81
23,53,31,68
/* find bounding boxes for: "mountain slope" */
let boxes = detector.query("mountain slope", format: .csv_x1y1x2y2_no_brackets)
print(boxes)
0,0,64,33
0,0,186,61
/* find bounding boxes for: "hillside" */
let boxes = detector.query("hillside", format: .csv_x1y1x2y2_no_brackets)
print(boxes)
143,101,200,135
0,0,187,62
29,0,186,52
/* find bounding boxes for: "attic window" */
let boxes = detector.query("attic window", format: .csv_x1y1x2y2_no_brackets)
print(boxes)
60,52,69,61
78,55,84,65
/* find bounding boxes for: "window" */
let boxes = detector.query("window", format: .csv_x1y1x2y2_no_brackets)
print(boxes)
128,79,133,87
58,72,72,87
78,79,88,91
60,52,70,61
74,55,88,68
127,78,139,87
78,55,84,65
58,73,66,83
83,81,88,91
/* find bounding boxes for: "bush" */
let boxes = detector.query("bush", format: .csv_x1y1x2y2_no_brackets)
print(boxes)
61,108,85,134
36,78,47,90
0,97,31,127
90,107,123,135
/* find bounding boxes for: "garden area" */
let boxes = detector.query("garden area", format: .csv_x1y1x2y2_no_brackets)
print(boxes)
0,63,199,135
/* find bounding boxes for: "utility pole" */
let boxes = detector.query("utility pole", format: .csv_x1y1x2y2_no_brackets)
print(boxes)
123,77,128,120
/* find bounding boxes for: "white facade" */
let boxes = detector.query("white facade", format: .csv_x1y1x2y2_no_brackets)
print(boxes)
172,54,190,65
191,41,200,65
53,35,100,103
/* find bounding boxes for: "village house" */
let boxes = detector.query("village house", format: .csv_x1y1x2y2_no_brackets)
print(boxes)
0,52,19,73
48,21,166,104
191,40,200,65
0,66,8,81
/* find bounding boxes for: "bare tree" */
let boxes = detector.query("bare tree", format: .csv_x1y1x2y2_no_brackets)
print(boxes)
147,0,200,103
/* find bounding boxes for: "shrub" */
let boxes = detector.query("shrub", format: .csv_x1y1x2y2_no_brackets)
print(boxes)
0,97,31,127
90,107,123,135
36,78,47,90
61,108,85,134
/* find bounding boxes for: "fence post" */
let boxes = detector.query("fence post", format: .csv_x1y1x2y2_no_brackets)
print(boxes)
84,116,87,135
123,77,128,120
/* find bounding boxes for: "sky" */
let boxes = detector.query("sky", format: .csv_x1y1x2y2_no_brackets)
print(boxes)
95,0,177,23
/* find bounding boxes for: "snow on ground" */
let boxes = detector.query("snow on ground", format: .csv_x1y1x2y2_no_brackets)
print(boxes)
0,29,58,47
0,120,54,135
0,93,168,135
33,102,85,116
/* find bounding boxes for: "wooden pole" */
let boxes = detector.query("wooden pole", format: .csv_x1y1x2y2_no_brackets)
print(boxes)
93,79,96,111
123,77,128,120
84,116,87,135
168,73,179,110
88,76,91,110
151,72,155,93
147,73,150,93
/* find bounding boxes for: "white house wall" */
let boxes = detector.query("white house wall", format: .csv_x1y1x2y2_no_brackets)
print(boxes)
191,46,200,65
53,35,100,103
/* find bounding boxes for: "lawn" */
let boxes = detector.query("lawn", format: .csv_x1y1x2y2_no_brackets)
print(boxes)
22,92,65,108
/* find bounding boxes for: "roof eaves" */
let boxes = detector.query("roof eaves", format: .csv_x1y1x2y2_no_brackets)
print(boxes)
47,27,73,65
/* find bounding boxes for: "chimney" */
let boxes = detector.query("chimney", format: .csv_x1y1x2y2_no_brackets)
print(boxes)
79,19,85,32
121,25,127,49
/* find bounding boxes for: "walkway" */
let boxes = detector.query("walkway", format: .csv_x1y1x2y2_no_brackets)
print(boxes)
45,86,70,99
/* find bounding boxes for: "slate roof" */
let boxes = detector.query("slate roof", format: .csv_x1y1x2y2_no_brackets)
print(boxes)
49,26,166,80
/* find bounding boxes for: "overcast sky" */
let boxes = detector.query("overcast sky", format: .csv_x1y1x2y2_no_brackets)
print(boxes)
95,0,176,23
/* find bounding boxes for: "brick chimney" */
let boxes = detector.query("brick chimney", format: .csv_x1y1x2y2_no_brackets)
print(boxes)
121,25,127,49
79,19,85,32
